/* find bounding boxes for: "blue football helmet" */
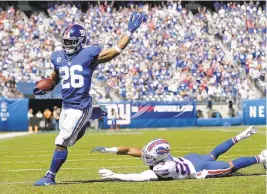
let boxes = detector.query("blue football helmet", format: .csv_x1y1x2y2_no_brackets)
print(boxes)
62,24,87,54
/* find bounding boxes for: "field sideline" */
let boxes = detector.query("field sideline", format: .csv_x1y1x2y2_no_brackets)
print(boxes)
0,126,266,194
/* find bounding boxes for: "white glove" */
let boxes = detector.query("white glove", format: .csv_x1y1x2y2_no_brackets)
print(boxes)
98,169,115,180
92,146,107,153
92,147,118,154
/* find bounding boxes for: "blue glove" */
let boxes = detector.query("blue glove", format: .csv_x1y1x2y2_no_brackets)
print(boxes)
33,82,47,95
128,12,145,33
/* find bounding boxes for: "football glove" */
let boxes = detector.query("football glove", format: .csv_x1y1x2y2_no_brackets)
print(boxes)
33,82,47,95
128,12,146,33
98,169,114,180
91,146,107,153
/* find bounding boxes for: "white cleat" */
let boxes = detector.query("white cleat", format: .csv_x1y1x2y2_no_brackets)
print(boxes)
239,126,258,140
258,150,267,170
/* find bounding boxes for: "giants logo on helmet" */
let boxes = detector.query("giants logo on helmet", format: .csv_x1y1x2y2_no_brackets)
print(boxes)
79,29,85,36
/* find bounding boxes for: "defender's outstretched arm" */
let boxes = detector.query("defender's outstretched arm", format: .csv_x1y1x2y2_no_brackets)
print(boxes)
92,146,142,157
98,169,158,182
93,12,145,65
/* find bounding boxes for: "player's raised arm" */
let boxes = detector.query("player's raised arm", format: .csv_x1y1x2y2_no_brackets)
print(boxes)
98,169,158,182
92,146,142,157
93,12,146,65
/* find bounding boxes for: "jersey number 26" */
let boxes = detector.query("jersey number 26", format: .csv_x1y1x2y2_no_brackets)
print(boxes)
59,65,84,89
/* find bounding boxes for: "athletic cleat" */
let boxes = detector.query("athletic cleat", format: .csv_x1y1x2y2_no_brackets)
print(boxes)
239,126,258,140
34,171,56,186
259,150,267,165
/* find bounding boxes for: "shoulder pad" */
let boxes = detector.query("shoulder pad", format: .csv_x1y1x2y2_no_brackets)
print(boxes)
83,45,102,57
51,51,63,62
153,162,170,177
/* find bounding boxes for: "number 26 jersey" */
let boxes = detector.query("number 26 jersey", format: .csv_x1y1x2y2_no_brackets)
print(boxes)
51,45,101,110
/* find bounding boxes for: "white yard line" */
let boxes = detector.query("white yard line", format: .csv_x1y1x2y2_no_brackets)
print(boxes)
0,147,264,157
0,158,140,164
0,154,260,165
0,166,145,172
1,175,266,185
0,132,32,140
0,144,264,152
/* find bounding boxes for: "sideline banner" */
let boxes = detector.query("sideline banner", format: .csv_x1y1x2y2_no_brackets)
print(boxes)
242,99,266,125
0,98,29,131
100,101,196,128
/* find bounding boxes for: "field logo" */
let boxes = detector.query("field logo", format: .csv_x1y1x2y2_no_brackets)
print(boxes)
0,102,9,121
107,104,131,125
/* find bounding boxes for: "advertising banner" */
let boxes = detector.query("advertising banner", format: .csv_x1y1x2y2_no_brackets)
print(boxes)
0,98,29,131
100,101,196,128
242,99,266,125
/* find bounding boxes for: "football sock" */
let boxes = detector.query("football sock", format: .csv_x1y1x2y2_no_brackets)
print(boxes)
210,139,235,159
232,157,258,170
234,133,244,142
49,149,68,174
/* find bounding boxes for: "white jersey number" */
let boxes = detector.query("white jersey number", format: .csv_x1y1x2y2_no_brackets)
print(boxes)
59,65,84,89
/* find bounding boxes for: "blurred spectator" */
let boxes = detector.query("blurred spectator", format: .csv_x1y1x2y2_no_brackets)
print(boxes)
36,110,45,130
43,108,52,131
28,108,34,131
228,100,235,117
207,97,213,118
52,106,60,131
110,108,119,131
0,1,265,101
28,108,40,132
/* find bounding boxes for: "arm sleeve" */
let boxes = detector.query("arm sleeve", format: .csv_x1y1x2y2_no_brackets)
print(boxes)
112,170,159,182
89,45,102,59
88,45,102,69
50,52,58,72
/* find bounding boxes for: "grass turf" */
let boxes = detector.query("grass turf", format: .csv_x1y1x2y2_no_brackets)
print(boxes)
0,126,266,194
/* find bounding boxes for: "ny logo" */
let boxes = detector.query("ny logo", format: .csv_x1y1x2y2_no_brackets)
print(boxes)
64,31,70,38
107,104,131,125
79,29,85,36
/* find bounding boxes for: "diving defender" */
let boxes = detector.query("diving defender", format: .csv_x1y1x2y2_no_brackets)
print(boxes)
93,126,267,181
33,12,146,186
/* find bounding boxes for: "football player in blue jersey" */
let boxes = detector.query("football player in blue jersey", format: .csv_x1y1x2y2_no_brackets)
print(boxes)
93,126,266,181
33,12,146,186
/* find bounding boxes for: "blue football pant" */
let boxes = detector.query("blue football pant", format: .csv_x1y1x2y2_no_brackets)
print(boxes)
184,138,258,177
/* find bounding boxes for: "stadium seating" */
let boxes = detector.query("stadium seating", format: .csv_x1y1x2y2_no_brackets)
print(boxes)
0,2,265,101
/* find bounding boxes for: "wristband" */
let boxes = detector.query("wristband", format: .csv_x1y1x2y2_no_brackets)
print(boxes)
125,30,133,38
114,45,122,53
105,147,118,154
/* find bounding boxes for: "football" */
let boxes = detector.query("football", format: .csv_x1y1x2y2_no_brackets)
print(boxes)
36,78,56,91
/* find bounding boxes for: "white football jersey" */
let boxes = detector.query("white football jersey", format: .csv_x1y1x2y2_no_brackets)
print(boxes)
153,157,197,180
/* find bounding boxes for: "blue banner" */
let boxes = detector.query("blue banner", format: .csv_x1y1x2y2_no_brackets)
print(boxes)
0,98,29,131
99,101,196,128
242,99,266,125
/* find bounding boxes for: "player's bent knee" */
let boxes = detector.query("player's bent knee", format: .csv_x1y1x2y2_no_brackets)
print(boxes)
55,136,76,147
55,134,73,147
55,145,67,150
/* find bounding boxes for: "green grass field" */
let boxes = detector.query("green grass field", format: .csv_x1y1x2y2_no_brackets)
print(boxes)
0,126,266,194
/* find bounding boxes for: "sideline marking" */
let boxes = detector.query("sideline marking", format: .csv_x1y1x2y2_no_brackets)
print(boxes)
0,132,32,140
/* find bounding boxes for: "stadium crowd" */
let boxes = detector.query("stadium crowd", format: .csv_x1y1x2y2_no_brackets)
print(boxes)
0,1,265,101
